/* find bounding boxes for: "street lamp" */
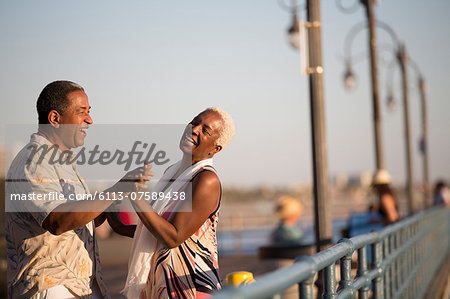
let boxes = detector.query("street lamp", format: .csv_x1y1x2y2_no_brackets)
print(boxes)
287,11,301,50
343,60,356,90
338,0,423,215
416,74,430,207
283,2,332,296
386,86,396,112
280,0,302,50
384,59,398,113
385,56,430,208
337,0,387,183
280,0,332,255
346,18,424,214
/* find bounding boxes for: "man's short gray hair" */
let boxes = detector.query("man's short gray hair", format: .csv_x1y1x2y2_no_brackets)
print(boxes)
37,80,85,124
203,107,235,149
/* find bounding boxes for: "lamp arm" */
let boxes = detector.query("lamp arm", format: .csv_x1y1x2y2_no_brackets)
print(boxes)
375,21,400,50
335,0,360,14
344,21,368,65
407,58,425,86
277,0,305,13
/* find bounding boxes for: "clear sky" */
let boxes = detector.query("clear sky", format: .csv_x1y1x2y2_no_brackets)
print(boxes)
1,0,449,188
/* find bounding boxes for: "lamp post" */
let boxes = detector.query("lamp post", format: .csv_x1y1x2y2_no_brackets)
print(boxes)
386,57,430,208
418,75,430,207
397,44,415,214
408,61,430,207
282,0,332,254
347,18,428,214
306,0,332,254
282,2,331,297
339,0,418,214
338,0,387,181
364,0,385,173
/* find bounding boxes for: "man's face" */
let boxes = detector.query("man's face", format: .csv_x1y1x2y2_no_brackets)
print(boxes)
57,90,93,151
179,110,223,163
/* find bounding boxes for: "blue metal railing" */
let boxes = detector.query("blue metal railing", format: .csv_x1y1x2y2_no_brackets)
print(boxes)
214,206,449,299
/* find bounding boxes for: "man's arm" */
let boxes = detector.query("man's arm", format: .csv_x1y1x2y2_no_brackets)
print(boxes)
132,171,220,249
43,164,153,235
42,188,117,235
95,212,107,227
105,212,136,238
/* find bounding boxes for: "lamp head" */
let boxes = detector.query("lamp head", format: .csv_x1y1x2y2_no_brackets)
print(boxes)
387,91,396,112
418,76,426,93
344,66,356,90
287,12,300,50
373,169,391,186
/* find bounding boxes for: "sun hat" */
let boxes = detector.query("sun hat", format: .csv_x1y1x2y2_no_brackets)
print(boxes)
275,195,304,220
373,169,391,185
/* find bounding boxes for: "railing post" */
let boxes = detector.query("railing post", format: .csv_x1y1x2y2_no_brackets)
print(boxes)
408,229,412,298
338,254,352,291
390,233,396,295
324,263,337,299
409,225,413,294
383,236,391,299
337,239,354,297
395,231,401,293
399,228,405,291
372,239,384,299
300,276,315,299
357,246,369,299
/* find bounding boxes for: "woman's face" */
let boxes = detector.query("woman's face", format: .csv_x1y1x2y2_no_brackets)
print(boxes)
179,110,223,163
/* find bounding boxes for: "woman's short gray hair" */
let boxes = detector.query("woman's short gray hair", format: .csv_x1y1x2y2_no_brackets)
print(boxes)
203,107,235,149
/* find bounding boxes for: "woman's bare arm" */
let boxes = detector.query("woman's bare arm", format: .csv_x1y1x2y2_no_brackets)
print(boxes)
381,194,399,224
132,171,220,248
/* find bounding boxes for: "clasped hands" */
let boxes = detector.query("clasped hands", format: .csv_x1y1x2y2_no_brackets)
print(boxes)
112,162,155,195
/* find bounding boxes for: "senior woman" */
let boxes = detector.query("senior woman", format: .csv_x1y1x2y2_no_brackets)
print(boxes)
123,107,235,299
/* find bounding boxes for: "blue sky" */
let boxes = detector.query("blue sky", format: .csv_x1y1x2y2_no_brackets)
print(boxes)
1,0,449,187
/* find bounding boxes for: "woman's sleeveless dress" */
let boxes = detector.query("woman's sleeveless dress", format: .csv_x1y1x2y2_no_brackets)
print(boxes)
144,166,221,299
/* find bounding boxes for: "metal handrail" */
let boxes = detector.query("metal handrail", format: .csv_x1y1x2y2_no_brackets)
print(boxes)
213,206,449,299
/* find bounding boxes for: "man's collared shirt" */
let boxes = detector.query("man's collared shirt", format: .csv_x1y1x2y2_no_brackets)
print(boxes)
6,133,109,298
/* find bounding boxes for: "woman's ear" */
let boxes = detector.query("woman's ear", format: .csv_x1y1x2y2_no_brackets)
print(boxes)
215,145,222,154
48,110,61,128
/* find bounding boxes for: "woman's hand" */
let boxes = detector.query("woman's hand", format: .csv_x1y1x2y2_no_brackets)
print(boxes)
112,163,154,194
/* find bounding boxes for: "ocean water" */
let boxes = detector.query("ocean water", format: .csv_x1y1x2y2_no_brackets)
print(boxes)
217,218,349,256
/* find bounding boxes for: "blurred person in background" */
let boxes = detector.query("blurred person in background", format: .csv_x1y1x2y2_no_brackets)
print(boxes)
433,180,450,207
123,107,235,299
271,195,305,245
371,170,400,224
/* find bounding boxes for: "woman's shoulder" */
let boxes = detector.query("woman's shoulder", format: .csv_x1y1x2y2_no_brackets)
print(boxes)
192,169,220,187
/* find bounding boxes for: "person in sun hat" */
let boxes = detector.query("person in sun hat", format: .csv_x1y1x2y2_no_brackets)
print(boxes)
372,169,400,224
271,195,305,245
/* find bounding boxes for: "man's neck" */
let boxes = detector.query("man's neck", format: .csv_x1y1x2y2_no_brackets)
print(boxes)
37,128,70,152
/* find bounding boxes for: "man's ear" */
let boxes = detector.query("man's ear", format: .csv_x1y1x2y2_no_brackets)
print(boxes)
48,110,61,127
215,145,222,154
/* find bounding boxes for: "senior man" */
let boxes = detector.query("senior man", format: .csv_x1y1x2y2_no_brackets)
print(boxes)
6,81,151,298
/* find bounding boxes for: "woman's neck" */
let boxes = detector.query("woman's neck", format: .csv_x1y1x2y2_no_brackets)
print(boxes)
172,154,195,179
173,154,211,179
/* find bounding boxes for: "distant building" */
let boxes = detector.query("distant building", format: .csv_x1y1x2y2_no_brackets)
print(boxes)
333,171,372,189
